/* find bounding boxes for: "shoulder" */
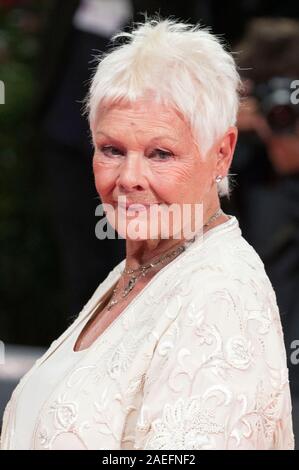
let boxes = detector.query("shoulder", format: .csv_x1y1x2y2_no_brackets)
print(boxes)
173,230,288,372
190,227,267,283
185,228,277,313
139,227,294,449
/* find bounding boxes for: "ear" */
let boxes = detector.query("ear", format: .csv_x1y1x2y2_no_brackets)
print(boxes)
215,126,238,177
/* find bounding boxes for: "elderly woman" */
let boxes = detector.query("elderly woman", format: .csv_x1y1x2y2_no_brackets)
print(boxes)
0,18,294,450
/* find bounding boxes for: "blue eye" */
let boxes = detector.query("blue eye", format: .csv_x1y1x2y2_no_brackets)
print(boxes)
99,145,123,157
151,149,173,160
98,145,173,160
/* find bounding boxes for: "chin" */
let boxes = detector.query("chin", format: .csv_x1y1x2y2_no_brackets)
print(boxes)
115,224,161,241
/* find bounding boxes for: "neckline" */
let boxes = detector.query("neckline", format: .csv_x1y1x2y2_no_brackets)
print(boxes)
203,214,237,240
71,279,118,354
177,214,238,255
71,213,239,354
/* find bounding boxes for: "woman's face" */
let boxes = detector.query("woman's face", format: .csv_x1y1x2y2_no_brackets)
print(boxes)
92,97,231,240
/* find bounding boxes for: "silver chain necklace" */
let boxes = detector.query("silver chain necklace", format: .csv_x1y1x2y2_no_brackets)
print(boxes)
107,207,224,310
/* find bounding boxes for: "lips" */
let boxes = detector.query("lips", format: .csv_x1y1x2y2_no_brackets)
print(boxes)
127,203,148,210
114,201,160,209
113,201,162,215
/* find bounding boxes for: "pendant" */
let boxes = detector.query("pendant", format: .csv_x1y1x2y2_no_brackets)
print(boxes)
123,276,137,296
107,298,117,311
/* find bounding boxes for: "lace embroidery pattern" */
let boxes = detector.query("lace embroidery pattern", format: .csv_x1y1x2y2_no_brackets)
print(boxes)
0,219,294,450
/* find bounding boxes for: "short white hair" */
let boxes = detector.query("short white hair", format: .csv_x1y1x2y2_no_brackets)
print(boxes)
85,16,241,197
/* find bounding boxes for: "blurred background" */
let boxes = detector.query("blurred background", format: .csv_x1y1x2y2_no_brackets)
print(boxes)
0,0,298,448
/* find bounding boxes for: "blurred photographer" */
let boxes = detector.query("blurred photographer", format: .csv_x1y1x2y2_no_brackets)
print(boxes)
228,18,299,396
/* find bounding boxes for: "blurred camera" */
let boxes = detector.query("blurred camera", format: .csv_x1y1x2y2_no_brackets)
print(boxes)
254,77,299,134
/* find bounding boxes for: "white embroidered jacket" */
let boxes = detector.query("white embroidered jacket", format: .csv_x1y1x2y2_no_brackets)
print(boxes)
0,216,295,449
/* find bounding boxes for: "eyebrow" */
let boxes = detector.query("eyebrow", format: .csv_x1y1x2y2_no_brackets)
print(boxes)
95,131,124,147
95,131,178,144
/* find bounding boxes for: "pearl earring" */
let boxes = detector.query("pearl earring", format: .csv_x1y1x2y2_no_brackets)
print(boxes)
215,175,223,183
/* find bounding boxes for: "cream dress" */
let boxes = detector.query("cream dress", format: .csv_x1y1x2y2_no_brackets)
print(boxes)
0,216,295,449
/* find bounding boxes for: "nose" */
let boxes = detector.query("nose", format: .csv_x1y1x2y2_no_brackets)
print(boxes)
117,152,149,193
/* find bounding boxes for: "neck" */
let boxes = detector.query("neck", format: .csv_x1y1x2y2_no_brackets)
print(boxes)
124,202,227,271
